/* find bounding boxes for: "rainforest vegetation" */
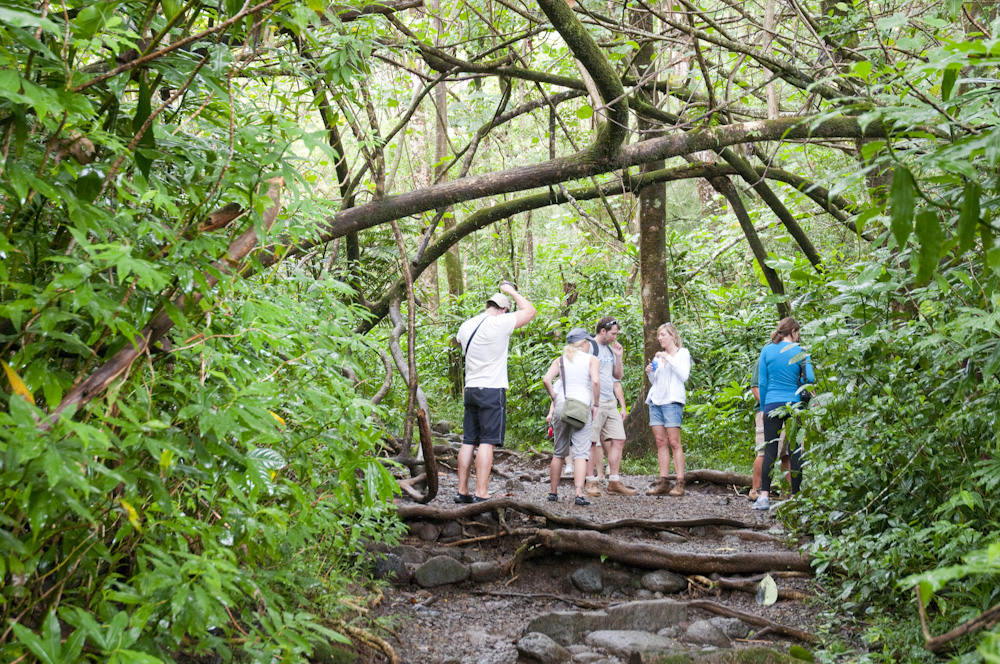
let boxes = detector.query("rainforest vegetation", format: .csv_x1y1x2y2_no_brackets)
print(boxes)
1,0,999,660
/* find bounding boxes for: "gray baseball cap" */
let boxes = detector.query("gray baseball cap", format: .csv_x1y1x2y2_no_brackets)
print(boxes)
566,327,595,344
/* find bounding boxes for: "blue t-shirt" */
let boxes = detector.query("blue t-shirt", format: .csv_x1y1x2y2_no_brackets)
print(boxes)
758,341,814,407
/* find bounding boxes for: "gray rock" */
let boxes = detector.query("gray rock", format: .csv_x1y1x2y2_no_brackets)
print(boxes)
601,568,633,592
709,617,751,639
432,420,452,434
584,631,675,658
440,521,463,538
470,561,503,583
418,523,440,542
605,599,687,632
640,570,687,594
656,626,679,638
688,526,707,537
684,620,732,647
505,478,527,493
566,645,590,655
413,556,469,588
570,565,604,594
657,531,687,544
526,610,611,645
462,548,488,563
393,544,428,564
429,547,464,560
515,632,571,663
636,589,654,599
571,654,603,663
373,553,407,582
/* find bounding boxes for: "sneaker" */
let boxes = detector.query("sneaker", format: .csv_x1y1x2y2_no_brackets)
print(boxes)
646,478,671,496
606,480,637,496
574,496,591,506
547,493,558,502
585,479,603,497
454,493,473,504
668,479,685,497
748,488,760,501
751,495,770,510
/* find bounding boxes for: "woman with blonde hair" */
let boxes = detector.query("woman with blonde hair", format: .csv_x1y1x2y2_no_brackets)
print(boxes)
542,328,601,505
644,323,692,496
752,316,814,510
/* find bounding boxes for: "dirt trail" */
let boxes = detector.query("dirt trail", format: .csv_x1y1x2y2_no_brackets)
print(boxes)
374,450,824,664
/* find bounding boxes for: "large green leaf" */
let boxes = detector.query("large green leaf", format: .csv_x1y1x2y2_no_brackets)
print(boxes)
914,210,942,284
889,165,915,248
957,180,981,254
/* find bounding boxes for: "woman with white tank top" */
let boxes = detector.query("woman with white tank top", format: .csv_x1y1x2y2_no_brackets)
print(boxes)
542,328,600,505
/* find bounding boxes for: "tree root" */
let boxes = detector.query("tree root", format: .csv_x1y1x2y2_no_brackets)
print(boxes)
688,600,819,644
662,469,752,487
331,621,402,664
395,497,765,532
916,586,1000,654
472,589,610,610
690,574,811,601
530,529,812,574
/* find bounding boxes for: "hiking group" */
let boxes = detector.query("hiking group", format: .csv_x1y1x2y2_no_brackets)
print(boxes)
453,283,814,511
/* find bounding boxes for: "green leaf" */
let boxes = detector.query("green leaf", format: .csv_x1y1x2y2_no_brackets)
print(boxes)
577,105,593,120
162,0,182,20
132,78,155,179
958,180,981,254
941,67,958,102
946,0,962,17
74,2,120,39
889,165,915,247
756,573,778,606
914,210,942,284
852,61,872,80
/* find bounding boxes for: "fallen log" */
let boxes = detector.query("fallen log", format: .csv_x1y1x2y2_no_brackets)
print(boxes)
531,529,812,574
663,470,752,487
688,600,819,644
395,498,764,531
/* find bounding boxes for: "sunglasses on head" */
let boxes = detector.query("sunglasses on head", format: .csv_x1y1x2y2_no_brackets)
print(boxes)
600,320,618,331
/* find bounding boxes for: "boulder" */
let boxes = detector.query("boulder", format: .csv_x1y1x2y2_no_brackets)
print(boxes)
570,565,604,594
640,570,687,594
440,521,463,539
605,599,687,631
470,561,503,583
373,553,407,583
709,617,751,640
393,544,428,564
418,523,440,542
684,620,732,648
584,630,676,658
515,632,571,663
525,611,611,646
413,556,469,588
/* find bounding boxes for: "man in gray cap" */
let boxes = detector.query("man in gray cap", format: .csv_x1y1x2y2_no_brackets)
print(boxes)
453,281,536,502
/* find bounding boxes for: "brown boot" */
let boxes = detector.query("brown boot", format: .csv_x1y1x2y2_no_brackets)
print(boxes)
669,479,685,497
646,478,671,496
585,479,603,497
607,480,637,496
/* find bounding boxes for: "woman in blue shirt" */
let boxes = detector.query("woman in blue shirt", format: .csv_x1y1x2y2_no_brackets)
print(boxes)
752,317,814,510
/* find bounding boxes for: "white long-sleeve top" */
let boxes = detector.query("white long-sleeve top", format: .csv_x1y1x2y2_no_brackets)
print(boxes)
645,348,691,405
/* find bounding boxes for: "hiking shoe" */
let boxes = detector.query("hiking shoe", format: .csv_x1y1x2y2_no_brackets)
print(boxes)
574,496,591,506
607,480,637,496
748,488,760,501
668,479,685,497
751,495,770,511
585,479,603,497
473,495,490,503
646,478,671,496
547,493,559,502
454,493,473,504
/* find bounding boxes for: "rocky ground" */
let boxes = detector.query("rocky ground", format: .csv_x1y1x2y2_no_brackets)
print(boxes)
369,431,836,664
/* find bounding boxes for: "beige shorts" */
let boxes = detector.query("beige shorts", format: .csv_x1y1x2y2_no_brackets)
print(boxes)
591,400,627,443
755,410,788,457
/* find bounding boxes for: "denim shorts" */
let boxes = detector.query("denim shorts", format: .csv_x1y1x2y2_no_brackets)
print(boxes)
648,402,683,428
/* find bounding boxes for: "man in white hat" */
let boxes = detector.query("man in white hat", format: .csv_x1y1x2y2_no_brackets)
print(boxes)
453,281,536,502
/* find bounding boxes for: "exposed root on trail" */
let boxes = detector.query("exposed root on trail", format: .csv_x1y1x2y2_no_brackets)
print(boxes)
396,498,765,531
688,600,819,644
529,528,812,574
690,574,812,601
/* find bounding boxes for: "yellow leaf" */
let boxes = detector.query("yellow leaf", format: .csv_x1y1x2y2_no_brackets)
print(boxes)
269,411,285,426
270,470,277,480
120,499,142,532
159,449,175,475
1,361,35,404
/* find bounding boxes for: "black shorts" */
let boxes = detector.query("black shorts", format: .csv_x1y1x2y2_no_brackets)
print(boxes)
462,387,506,447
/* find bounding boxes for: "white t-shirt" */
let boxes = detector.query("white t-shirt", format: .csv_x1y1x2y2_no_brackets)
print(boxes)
554,352,594,406
456,312,518,389
645,348,692,405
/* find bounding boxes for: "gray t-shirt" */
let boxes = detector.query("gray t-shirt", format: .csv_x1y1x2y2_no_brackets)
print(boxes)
592,342,618,402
